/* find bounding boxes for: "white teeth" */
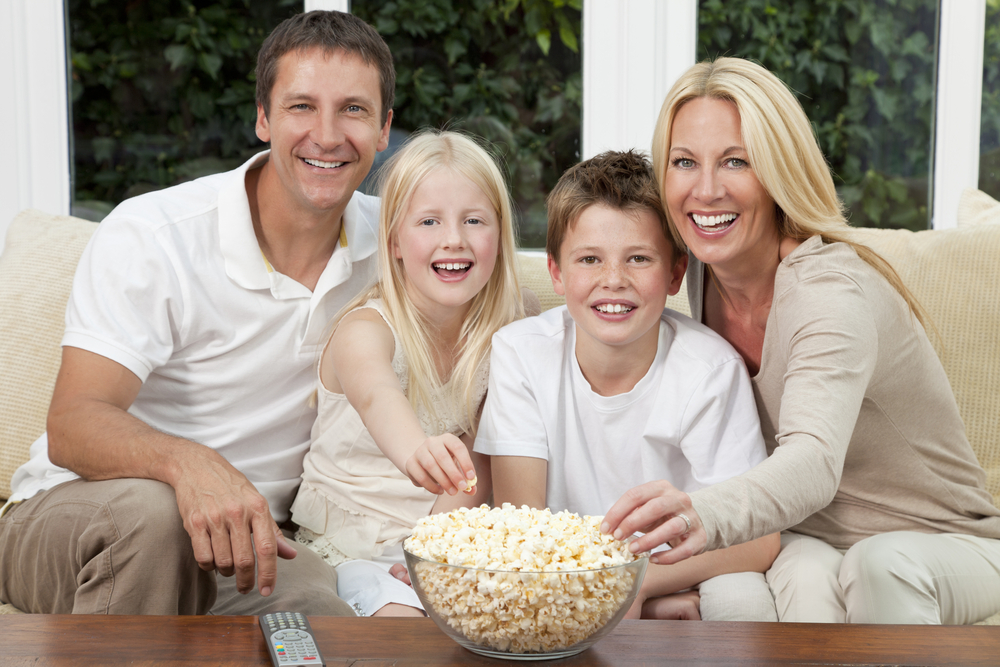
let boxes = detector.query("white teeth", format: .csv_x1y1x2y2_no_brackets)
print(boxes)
434,262,470,271
304,158,345,169
595,304,633,314
692,212,737,230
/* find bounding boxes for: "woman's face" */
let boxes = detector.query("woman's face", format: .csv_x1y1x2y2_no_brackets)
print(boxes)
663,97,780,274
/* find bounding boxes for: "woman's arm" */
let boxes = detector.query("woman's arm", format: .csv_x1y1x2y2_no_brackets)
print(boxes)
329,309,476,495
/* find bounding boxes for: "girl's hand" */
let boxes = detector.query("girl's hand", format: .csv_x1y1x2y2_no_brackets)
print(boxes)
404,433,478,495
601,480,707,565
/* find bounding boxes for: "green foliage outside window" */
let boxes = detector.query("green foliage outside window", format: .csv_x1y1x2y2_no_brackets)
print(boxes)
70,0,300,221
699,0,938,230
979,0,1000,199
69,0,581,247
350,0,582,248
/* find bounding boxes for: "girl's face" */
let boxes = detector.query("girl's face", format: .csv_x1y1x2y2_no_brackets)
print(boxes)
392,166,501,321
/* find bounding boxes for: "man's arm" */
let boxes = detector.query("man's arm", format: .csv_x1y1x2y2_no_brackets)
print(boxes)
46,346,293,597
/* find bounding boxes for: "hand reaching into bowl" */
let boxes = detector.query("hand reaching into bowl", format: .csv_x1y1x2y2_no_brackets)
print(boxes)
601,480,707,565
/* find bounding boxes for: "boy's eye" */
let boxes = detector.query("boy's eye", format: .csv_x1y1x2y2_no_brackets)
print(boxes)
580,256,598,265
630,255,649,264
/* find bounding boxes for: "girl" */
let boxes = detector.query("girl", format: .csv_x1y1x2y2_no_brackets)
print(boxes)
289,130,533,617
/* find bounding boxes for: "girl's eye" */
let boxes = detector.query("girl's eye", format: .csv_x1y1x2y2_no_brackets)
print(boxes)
465,217,483,225
419,218,437,226
672,157,694,169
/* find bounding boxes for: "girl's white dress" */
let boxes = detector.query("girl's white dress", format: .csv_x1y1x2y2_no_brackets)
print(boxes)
290,298,488,615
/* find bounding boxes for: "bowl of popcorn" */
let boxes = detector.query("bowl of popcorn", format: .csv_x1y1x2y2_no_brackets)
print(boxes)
403,504,648,661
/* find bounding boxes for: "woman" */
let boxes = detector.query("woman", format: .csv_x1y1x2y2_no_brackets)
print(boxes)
602,57,1000,624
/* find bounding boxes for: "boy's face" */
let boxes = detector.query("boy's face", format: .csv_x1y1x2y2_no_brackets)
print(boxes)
548,204,686,359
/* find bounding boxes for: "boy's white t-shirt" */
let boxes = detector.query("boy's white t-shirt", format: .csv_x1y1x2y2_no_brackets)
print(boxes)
475,306,766,518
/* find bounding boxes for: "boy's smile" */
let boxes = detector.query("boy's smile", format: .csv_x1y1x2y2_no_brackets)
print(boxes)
548,204,685,375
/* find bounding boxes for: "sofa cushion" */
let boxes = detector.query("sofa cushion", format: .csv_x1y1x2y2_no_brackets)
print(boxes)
0,210,97,500
850,218,1000,506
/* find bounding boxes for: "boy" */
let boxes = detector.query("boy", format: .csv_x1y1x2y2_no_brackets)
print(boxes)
474,151,779,620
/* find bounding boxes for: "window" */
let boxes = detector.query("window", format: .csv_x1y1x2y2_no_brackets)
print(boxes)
979,0,1000,200
698,0,939,231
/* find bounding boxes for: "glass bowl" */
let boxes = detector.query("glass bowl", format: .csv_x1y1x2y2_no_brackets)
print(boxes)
404,549,648,661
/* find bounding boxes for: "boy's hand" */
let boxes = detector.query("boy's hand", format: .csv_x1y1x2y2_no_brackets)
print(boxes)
405,433,477,496
601,480,706,565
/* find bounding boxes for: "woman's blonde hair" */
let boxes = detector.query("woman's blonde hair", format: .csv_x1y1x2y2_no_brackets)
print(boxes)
651,57,927,326
339,129,524,434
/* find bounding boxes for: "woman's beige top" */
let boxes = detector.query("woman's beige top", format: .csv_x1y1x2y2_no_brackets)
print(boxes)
290,299,489,561
687,236,1000,550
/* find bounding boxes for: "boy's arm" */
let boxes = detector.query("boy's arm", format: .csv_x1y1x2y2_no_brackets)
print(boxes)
627,532,779,617
491,455,547,509
330,309,475,495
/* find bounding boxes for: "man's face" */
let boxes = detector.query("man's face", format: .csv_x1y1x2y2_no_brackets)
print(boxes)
255,47,392,217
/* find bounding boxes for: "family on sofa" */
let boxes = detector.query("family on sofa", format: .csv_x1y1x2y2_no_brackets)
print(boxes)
1,10,998,625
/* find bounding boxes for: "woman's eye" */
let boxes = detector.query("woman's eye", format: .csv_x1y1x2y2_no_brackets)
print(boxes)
672,157,694,169
725,157,747,168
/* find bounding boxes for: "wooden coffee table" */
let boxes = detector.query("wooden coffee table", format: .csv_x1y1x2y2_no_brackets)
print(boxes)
0,615,996,665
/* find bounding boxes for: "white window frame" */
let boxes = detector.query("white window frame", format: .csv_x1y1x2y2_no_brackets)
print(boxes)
0,0,988,253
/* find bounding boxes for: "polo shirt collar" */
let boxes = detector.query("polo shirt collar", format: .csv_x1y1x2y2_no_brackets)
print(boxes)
219,150,378,292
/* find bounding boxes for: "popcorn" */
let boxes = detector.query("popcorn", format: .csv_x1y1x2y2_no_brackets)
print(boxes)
404,504,644,654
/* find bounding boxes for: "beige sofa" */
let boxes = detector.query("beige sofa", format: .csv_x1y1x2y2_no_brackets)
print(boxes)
2,190,999,622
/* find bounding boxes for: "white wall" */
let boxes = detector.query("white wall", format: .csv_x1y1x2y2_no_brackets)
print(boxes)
0,0,71,254
582,0,696,159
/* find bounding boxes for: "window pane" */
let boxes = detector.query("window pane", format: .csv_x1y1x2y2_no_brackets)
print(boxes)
980,0,1000,199
350,1,582,249
69,0,300,221
697,0,938,231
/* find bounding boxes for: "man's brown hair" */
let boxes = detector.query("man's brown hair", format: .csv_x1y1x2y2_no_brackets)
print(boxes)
545,150,677,264
256,11,395,125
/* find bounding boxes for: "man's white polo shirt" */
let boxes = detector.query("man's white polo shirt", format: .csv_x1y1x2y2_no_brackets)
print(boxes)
9,151,379,522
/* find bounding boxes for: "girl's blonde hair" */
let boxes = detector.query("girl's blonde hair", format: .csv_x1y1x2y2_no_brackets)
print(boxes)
651,57,927,326
340,129,524,434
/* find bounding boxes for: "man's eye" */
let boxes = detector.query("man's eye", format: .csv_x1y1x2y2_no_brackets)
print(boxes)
347,105,363,113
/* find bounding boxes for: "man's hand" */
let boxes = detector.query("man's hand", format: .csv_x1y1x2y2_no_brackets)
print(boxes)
602,480,707,565
404,433,477,496
172,449,296,596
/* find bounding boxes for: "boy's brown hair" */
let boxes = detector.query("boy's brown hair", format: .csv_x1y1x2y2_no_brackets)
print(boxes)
545,150,679,264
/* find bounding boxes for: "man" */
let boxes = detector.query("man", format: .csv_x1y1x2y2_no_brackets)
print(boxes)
0,11,393,616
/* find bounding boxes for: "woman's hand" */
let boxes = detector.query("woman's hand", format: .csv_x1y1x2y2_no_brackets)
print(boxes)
602,480,707,565
404,433,478,496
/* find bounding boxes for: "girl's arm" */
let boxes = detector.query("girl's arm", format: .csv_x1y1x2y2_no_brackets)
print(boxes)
328,309,476,495
430,434,492,513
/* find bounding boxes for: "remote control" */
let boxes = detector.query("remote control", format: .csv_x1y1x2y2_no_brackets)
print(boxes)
259,611,326,666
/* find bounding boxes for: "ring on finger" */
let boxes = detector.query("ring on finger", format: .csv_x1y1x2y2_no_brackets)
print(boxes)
676,512,692,533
